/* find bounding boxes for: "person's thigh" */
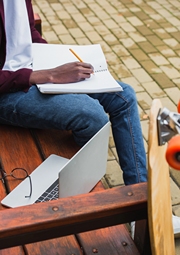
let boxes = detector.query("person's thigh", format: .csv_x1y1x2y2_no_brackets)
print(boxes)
0,86,109,145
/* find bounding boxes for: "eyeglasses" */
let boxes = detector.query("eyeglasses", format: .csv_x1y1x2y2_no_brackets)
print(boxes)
0,168,32,198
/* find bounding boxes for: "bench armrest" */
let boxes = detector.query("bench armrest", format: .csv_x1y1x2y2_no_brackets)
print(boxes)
0,183,147,249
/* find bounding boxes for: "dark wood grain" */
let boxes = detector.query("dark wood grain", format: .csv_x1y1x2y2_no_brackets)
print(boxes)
0,125,149,254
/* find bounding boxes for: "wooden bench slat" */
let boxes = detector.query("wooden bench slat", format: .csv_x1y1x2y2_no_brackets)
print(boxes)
0,125,42,176
0,154,25,255
33,128,80,159
25,236,83,255
0,247,25,255
77,225,140,255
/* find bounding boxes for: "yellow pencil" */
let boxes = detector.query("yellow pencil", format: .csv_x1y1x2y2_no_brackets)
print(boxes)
69,48,84,62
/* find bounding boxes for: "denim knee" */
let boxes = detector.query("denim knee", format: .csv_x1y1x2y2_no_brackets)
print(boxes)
72,105,109,146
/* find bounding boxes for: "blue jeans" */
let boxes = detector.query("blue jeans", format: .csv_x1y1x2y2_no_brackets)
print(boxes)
0,81,147,185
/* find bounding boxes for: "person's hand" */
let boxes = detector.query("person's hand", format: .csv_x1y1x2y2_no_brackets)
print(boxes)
29,62,94,85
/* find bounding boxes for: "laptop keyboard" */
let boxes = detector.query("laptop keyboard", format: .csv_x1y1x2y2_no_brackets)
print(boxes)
35,179,59,203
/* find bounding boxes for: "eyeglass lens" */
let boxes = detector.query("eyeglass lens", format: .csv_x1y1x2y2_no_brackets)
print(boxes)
0,168,32,198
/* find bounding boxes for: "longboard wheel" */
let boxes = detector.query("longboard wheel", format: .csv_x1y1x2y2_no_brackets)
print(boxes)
178,100,180,113
166,135,180,170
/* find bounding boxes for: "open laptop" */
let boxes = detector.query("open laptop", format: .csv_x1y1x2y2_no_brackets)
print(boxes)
1,122,110,208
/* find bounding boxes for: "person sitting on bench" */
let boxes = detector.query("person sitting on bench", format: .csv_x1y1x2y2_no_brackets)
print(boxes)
0,1,147,187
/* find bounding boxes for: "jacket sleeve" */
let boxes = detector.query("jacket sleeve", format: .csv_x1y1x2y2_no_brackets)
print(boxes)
0,69,33,93
0,0,47,94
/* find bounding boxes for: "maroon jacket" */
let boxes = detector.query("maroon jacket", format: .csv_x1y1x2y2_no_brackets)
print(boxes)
0,0,47,93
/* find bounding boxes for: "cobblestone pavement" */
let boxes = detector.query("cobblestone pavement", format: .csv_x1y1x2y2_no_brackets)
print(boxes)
32,0,180,252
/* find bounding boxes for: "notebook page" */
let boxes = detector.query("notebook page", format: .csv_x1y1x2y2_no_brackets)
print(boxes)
32,43,123,93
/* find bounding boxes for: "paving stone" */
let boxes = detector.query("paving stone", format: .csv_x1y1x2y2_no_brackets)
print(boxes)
136,92,153,111
120,22,136,33
58,33,76,44
104,52,120,65
78,22,94,32
56,10,71,20
167,16,180,27
146,35,165,46
111,28,127,39
168,57,180,70
142,81,166,98
140,5,156,15
120,56,141,69
120,38,139,49
148,52,169,65
102,19,119,29
103,34,119,46
96,10,112,21
107,147,116,161
140,60,162,74
160,65,180,79
157,45,176,57
134,11,150,20
157,8,173,18
122,77,144,92
129,32,147,43
94,25,110,35
86,17,102,27
149,14,166,23
164,87,180,104
137,42,157,54
171,31,180,43
147,1,162,10
97,41,111,53
130,68,153,83
105,160,124,187
153,28,172,39
165,27,179,33
164,38,180,50
43,30,59,42
63,19,78,29
76,37,91,45
68,27,85,38
71,13,87,23
159,97,177,111
136,25,155,36
173,78,180,89
111,44,130,57
100,4,117,15
143,19,161,29
85,31,102,42
126,16,144,26
111,147,118,161
52,24,68,35
170,177,180,206
151,73,176,88
111,14,127,23
129,48,149,61
80,8,95,17
140,119,149,141
111,64,131,78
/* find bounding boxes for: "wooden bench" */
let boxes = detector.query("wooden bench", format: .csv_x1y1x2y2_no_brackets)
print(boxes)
0,125,149,255
0,99,176,255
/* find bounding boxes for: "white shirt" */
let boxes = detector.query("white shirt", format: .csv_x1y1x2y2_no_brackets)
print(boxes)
3,0,32,71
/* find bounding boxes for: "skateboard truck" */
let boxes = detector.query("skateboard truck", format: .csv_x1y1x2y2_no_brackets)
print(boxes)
157,107,180,146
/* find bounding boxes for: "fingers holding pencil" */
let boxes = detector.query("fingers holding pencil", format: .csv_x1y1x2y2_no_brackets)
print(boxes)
69,48,94,74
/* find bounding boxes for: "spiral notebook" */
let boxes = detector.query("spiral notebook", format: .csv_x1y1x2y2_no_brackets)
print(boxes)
32,43,123,94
